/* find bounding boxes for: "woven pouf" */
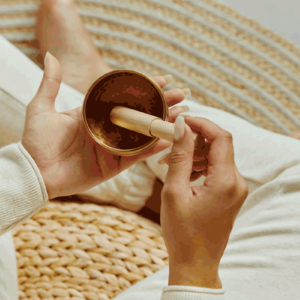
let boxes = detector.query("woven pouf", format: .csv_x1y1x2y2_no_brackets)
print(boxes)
12,202,168,300
2,0,300,135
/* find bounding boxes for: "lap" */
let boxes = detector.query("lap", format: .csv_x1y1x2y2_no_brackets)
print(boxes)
0,231,18,300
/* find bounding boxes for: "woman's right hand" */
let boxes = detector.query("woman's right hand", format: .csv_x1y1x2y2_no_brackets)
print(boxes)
161,115,249,289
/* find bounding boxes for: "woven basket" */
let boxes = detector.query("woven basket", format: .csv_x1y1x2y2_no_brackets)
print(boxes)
12,201,168,300
1,0,300,135
2,0,300,299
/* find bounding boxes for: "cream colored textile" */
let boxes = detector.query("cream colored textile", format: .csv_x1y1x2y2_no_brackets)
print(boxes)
77,161,157,212
0,142,48,235
0,89,25,148
13,202,170,300
113,99,300,300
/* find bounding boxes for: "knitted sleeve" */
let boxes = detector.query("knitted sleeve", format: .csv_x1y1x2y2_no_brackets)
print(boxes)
161,286,225,300
0,142,49,235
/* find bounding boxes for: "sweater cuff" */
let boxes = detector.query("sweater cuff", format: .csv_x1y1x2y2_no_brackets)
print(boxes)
0,142,49,235
161,286,225,300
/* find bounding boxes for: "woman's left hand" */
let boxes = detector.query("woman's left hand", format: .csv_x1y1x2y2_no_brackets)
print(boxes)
22,53,188,199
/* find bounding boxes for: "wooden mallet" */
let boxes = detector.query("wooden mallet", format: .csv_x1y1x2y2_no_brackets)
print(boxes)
83,70,205,156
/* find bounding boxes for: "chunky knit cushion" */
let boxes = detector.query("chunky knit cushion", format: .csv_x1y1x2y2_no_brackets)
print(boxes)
12,202,168,300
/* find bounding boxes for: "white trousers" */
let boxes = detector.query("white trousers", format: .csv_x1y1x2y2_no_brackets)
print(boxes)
1,35,300,299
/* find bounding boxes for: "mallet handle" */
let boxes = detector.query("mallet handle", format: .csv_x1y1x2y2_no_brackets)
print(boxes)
110,106,204,147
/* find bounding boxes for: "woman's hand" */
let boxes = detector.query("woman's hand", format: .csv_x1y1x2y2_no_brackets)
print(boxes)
161,115,249,289
22,53,188,199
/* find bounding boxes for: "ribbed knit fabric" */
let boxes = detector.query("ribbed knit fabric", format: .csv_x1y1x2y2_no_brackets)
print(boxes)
0,142,48,235
161,286,225,300
77,161,157,212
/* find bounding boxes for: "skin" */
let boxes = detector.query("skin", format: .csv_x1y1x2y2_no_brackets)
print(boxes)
161,116,249,288
33,0,293,290
289,131,300,140
36,0,112,94
36,0,210,183
21,53,188,199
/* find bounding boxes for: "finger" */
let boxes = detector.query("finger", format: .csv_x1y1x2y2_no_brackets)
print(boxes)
63,105,82,120
164,88,191,107
192,159,208,172
193,142,210,161
168,105,189,123
151,74,173,88
31,52,62,113
190,171,204,182
201,169,208,177
164,116,194,192
120,139,172,170
124,104,189,167
183,116,235,167
160,141,209,165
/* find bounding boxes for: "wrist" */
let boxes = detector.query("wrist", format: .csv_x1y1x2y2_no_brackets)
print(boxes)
38,169,56,200
168,261,222,289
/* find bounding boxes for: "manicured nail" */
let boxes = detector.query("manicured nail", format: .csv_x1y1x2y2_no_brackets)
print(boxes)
181,105,189,112
157,152,170,165
182,88,191,98
174,115,185,142
179,112,197,118
163,74,173,85
44,51,50,66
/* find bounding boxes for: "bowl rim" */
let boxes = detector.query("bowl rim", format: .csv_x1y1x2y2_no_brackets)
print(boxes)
82,69,169,156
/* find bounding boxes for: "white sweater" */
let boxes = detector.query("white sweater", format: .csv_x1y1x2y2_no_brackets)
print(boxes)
0,142,225,300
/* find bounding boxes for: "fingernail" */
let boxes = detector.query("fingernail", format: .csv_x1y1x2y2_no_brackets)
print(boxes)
44,51,50,66
163,74,173,85
182,88,191,98
181,105,189,112
179,113,189,118
192,165,208,172
179,112,197,118
174,115,185,142
157,152,170,164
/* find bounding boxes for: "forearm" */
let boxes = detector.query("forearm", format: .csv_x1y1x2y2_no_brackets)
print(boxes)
0,142,49,235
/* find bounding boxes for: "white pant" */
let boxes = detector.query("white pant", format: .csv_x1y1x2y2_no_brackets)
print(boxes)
1,35,300,299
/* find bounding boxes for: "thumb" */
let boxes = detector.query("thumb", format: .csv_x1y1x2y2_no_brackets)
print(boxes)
29,52,62,113
164,115,194,191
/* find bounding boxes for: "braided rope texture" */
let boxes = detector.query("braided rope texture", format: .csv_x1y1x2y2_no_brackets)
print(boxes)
12,202,168,300
2,0,300,134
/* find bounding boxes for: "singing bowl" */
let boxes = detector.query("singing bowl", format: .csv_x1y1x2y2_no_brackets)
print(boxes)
82,70,169,156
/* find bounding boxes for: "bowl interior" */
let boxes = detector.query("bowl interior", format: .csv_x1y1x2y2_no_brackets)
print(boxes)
84,71,166,153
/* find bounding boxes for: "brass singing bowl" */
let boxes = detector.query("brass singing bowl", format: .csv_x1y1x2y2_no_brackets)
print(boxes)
82,70,169,156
